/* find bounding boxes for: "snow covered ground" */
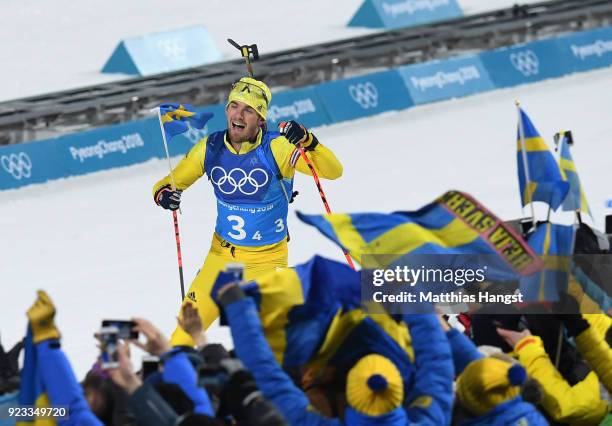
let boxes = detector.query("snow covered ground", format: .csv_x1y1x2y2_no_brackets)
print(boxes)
1,66,611,377
0,0,541,102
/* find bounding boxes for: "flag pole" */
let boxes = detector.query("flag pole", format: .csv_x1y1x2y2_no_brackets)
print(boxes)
557,130,588,224
516,101,537,230
154,107,186,300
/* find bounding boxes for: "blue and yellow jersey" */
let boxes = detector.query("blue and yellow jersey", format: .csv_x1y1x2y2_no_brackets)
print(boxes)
153,129,342,249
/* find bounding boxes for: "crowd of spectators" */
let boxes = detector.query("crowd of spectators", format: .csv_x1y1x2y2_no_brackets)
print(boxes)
0,223,610,425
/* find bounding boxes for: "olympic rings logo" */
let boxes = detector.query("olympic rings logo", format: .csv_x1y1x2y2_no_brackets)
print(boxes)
510,50,540,76
349,82,378,109
156,37,187,62
1,152,32,180
210,166,269,195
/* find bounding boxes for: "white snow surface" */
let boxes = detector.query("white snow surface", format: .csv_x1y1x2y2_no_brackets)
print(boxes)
1,67,611,377
0,0,540,102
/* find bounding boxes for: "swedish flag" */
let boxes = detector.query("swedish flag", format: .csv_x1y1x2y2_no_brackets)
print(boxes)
517,107,569,210
159,103,213,140
238,256,415,387
297,190,542,278
519,222,575,301
16,328,56,426
558,132,591,216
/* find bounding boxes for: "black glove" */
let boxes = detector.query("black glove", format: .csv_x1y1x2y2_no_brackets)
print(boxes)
155,186,182,211
279,121,319,151
553,293,590,337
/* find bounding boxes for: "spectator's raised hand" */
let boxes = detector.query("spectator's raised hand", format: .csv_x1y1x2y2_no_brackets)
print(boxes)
496,327,532,348
131,318,171,356
26,290,61,343
107,341,141,394
178,302,207,348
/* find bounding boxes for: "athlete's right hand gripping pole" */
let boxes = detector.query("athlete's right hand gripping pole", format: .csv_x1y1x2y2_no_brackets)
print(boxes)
279,121,356,270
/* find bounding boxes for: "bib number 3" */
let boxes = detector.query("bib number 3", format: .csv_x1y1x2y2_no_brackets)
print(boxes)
226,216,286,241
227,215,246,240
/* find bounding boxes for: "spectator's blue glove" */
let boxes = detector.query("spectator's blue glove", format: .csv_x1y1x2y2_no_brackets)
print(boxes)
155,186,182,211
279,121,319,151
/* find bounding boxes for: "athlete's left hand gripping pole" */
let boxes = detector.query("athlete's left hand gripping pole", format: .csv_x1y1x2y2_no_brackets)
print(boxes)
279,122,356,270
154,107,186,301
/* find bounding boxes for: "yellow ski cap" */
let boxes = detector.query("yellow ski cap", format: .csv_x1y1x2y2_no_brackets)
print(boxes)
227,77,272,120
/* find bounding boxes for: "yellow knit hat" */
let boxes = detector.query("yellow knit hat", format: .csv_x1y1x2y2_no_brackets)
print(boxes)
346,354,404,416
456,357,527,416
226,77,272,120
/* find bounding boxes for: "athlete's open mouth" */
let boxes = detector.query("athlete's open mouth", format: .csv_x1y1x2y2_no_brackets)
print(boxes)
232,121,246,130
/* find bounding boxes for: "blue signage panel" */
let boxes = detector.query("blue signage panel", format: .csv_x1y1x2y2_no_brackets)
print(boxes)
315,70,414,122
479,38,571,88
0,138,64,190
556,26,612,73
349,0,463,29
267,86,332,130
398,55,495,104
0,119,158,191
57,120,158,176
102,26,222,76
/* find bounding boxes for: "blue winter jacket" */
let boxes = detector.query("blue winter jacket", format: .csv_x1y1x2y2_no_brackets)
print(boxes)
37,340,103,426
460,397,548,426
224,294,455,425
445,328,483,375
162,349,214,416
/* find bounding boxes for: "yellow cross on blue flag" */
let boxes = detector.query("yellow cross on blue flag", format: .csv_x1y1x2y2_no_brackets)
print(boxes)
159,103,213,140
519,222,575,301
516,107,569,210
558,132,591,217
297,190,542,278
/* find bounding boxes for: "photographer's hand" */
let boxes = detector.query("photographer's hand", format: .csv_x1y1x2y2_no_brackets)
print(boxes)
496,327,532,348
178,302,207,348
218,283,238,299
107,341,141,394
131,318,171,356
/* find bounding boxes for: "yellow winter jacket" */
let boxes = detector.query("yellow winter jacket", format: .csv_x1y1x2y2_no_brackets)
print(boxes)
575,323,612,395
514,335,610,425
153,129,342,197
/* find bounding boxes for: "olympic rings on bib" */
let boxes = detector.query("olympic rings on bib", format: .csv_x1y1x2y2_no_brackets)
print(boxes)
210,166,269,195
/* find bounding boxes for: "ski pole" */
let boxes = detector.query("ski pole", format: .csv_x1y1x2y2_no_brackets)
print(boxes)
154,107,186,300
279,122,356,270
227,38,259,78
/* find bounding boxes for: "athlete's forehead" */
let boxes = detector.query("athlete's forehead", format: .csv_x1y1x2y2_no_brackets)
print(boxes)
226,100,255,113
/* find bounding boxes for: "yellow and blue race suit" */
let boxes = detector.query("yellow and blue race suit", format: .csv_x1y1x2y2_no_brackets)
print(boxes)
153,128,342,345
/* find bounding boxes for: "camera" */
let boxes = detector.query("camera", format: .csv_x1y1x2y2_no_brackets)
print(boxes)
225,263,244,282
141,355,160,381
99,326,120,369
197,346,286,425
101,320,139,340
